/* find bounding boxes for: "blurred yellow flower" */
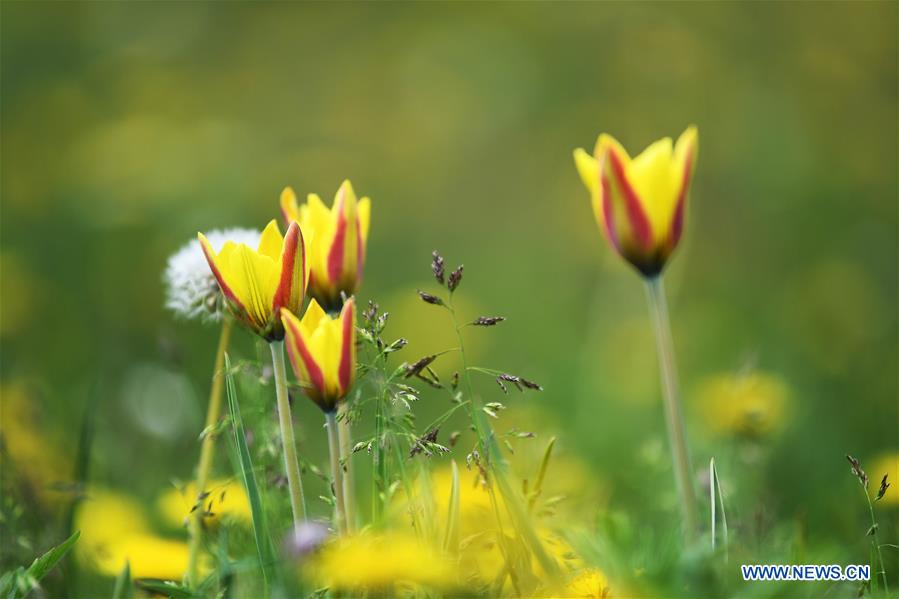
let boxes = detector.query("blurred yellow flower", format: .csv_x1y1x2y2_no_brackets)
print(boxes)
560,569,612,598
93,534,191,580
695,371,790,438
306,532,454,591
0,382,71,507
281,181,371,311
574,127,698,276
157,479,251,528
75,488,198,580
870,452,899,506
198,220,307,340
281,298,356,413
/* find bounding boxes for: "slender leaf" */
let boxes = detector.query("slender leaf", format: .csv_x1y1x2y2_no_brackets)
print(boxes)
26,531,80,583
134,579,194,598
224,354,274,588
528,437,556,512
111,561,132,599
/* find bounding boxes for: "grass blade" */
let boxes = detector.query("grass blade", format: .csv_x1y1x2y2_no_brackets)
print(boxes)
710,458,729,561
443,460,461,553
111,561,131,599
26,530,80,583
224,354,274,590
528,436,556,512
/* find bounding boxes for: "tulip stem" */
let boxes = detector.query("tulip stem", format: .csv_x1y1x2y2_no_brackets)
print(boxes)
644,275,699,541
270,340,307,525
326,411,347,535
186,317,233,589
337,402,355,533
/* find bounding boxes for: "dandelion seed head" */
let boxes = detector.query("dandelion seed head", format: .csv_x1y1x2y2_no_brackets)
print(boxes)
163,228,260,323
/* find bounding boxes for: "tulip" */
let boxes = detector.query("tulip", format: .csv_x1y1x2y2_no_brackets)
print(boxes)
281,181,371,311
574,126,698,276
573,126,701,542
198,220,307,341
199,220,309,528
282,298,356,533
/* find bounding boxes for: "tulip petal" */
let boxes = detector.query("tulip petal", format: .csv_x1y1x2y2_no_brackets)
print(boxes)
327,181,354,285
257,220,283,261
669,126,698,250
273,221,306,314
603,145,653,252
282,307,326,396
336,298,355,395
281,187,300,224
197,233,247,315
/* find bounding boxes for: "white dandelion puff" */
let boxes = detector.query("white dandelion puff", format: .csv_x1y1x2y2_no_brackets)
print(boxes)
163,227,261,323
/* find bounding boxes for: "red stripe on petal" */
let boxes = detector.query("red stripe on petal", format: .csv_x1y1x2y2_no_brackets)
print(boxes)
600,174,620,252
669,149,694,249
283,309,326,396
273,222,304,312
337,299,355,394
354,219,364,283
607,149,653,251
199,236,247,314
327,191,347,284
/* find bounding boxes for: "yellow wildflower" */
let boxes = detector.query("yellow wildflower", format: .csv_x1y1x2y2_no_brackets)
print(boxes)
156,479,251,528
306,532,454,591
561,569,612,598
695,371,790,438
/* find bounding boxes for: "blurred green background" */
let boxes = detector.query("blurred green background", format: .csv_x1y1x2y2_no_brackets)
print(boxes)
2,0,897,583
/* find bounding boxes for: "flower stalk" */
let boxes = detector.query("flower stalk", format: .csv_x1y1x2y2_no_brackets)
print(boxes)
644,275,698,540
326,411,347,534
270,340,307,524
337,402,355,533
186,317,233,589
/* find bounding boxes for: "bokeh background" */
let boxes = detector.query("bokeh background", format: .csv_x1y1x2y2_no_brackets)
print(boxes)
2,0,897,592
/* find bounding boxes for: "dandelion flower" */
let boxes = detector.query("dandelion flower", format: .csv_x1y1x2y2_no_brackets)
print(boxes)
157,479,251,528
75,488,198,580
695,371,790,438
561,569,612,598
307,532,454,591
164,228,260,323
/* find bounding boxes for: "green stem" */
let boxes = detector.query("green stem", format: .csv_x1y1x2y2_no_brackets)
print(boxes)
644,275,699,541
270,340,307,524
862,483,889,592
326,411,347,535
187,317,233,589
337,402,355,533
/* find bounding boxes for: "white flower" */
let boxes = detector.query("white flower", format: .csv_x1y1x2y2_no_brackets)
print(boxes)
163,228,260,323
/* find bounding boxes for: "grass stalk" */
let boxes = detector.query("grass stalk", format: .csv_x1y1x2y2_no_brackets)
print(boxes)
269,340,307,524
644,275,699,541
187,317,232,589
861,482,889,592
326,411,348,535
447,298,561,583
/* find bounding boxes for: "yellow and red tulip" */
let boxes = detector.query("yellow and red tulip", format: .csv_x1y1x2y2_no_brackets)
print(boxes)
198,220,306,340
281,298,356,413
281,180,371,311
574,126,698,276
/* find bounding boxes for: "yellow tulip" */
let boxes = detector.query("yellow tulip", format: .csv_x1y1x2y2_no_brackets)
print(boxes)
574,126,698,276
281,298,356,413
198,220,306,340
281,181,371,311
